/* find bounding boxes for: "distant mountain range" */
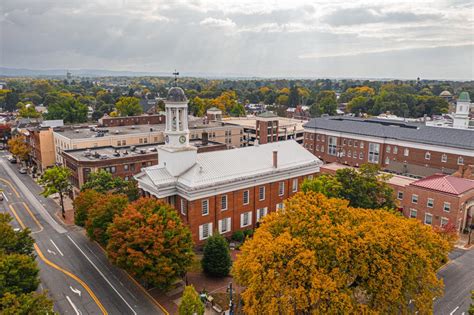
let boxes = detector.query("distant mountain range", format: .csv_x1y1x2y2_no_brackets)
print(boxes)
0,67,259,79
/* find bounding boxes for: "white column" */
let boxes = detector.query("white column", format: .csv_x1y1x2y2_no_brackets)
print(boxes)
176,108,180,132
183,108,188,130
166,108,170,131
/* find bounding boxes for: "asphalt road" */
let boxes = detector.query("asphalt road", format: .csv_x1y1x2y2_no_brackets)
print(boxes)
434,248,474,315
0,154,165,315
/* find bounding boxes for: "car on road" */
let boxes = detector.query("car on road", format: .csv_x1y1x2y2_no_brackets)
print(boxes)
19,167,27,174
7,156,17,164
0,193,3,201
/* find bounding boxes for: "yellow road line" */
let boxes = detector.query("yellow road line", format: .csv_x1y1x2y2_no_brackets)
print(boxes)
21,202,44,233
94,241,170,315
35,244,108,315
8,199,108,315
0,178,20,197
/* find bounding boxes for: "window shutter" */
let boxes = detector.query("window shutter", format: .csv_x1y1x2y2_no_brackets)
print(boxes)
240,213,244,227
218,220,222,233
199,225,203,240
209,223,213,236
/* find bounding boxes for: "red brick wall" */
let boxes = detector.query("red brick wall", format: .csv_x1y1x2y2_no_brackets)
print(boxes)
100,114,165,127
304,131,473,171
175,173,315,245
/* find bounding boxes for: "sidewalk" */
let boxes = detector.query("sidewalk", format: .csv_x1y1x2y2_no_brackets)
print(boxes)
455,232,473,250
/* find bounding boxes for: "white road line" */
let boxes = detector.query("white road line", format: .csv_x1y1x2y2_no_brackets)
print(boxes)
70,286,82,297
66,295,82,315
2,192,8,202
67,235,137,315
50,239,64,256
450,306,460,315
0,159,66,233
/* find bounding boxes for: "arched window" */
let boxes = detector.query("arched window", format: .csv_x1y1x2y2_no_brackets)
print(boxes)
425,152,431,160
441,154,447,163
458,156,464,165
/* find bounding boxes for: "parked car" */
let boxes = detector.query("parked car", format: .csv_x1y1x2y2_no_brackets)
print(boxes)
19,167,27,174
0,193,4,201
7,156,17,164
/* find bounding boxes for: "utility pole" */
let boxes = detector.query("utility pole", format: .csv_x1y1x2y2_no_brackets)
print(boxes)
228,282,234,315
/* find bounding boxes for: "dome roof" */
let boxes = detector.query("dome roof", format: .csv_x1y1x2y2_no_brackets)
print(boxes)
439,90,452,97
167,87,187,102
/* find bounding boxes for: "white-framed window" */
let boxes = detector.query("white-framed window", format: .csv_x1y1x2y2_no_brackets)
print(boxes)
308,175,314,180
348,140,352,146
321,146,324,153
328,136,337,156
360,142,364,149
292,179,298,192
440,217,449,228
359,152,363,160
243,190,249,205
427,198,434,208
316,134,320,141
386,145,391,153
385,157,390,165
240,211,252,227
199,223,213,240
259,186,265,201
348,150,351,158
218,217,231,234
278,182,285,196
256,207,268,221
343,139,346,146
393,146,398,154
458,156,464,165
441,154,447,163
404,148,409,156
354,140,358,147
368,143,380,164
316,145,320,151
180,199,187,215
424,213,433,225
202,199,209,215
397,191,404,200
409,209,417,218
412,194,418,204
425,152,431,160
124,164,129,171
443,202,451,212
276,203,284,211
221,195,228,211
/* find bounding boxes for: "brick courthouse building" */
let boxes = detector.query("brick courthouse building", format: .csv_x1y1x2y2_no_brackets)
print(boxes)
135,87,322,244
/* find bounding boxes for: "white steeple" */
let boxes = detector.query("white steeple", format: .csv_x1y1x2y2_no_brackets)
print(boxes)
158,86,197,177
453,92,470,129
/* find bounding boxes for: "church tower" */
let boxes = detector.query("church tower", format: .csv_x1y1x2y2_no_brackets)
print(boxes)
453,92,470,129
158,86,197,176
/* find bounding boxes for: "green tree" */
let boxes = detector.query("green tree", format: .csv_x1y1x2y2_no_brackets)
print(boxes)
288,83,299,107
106,198,194,289
0,253,39,297
315,90,337,115
201,234,232,277
0,292,55,315
0,214,34,256
178,285,204,315
347,96,370,114
115,97,142,117
86,193,128,245
45,97,88,123
302,164,396,210
81,170,139,201
17,102,41,119
39,166,71,218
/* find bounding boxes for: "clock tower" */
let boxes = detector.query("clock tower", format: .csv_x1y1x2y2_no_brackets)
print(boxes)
157,86,197,176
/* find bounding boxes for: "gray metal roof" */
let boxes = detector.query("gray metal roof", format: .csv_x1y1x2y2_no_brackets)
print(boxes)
304,117,474,150
167,87,187,102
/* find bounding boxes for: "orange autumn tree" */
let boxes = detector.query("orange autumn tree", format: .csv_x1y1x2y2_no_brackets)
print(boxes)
233,192,451,315
106,198,193,290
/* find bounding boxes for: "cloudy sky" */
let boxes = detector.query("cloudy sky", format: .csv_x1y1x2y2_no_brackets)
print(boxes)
1,0,473,79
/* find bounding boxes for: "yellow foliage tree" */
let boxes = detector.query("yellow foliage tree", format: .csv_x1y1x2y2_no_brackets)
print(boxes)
8,136,30,162
233,192,450,315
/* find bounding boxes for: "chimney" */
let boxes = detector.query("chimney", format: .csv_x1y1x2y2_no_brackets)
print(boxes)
273,150,278,168
202,131,209,145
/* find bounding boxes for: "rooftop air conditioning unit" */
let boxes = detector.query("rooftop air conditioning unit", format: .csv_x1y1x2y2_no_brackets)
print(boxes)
115,130,119,134
130,146,136,152
130,125,136,129
113,151,120,157
84,149,92,157
139,149,146,154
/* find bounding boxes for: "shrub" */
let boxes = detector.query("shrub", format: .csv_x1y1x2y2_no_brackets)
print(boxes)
202,234,232,277
231,231,244,242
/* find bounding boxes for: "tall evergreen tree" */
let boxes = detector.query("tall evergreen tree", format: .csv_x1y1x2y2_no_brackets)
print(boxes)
201,234,232,277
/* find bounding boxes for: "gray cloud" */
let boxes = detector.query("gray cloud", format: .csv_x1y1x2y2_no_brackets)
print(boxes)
323,8,442,26
0,0,472,80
